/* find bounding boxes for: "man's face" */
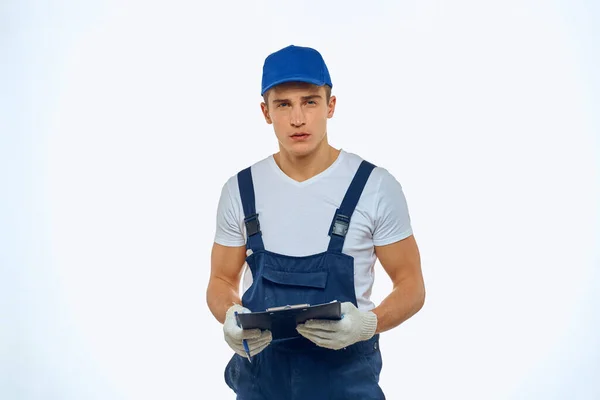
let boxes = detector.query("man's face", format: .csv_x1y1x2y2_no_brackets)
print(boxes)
261,83,336,157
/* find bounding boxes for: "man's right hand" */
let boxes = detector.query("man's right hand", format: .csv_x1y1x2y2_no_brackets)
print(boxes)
223,304,272,357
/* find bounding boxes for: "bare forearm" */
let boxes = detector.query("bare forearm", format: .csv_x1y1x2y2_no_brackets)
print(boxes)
371,277,425,334
206,277,241,324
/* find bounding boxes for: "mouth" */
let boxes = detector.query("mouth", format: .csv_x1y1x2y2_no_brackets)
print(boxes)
290,132,310,141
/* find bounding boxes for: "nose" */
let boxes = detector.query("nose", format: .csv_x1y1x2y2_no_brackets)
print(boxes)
289,105,306,127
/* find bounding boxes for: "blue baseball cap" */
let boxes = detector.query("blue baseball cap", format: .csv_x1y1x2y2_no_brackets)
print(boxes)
261,45,333,96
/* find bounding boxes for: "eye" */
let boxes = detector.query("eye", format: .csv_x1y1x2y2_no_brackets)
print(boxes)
277,102,289,108
307,100,317,105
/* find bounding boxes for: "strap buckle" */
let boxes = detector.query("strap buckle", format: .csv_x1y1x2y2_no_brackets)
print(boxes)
244,213,261,236
330,211,350,237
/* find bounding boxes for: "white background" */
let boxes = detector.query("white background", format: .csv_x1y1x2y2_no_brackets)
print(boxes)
1,0,599,399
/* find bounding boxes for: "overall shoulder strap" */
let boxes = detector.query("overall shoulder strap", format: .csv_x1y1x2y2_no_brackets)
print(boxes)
327,160,376,253
237,167,265,252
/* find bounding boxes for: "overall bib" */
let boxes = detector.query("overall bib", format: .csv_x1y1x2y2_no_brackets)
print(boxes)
224,160,386,400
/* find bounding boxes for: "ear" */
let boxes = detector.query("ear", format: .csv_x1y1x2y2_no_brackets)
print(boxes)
327,95,337,119
260,102,272,124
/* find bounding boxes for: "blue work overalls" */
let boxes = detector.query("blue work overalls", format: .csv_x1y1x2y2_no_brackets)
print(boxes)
224,160,386,400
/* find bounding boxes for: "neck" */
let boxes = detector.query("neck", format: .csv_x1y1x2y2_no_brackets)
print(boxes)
274,139,341,182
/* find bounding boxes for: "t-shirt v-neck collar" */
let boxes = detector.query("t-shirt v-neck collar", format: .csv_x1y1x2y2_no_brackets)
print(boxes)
269,149,346,187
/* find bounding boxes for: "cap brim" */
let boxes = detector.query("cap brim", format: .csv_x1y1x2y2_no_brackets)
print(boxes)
261,76,329,96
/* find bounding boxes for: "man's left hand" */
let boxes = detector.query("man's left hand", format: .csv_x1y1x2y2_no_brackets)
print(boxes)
296,302,378,350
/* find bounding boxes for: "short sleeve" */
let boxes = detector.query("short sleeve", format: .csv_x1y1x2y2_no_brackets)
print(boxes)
372,169,413,246
214,179,246,247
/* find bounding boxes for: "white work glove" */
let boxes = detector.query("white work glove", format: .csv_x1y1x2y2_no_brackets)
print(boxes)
296,301,377,350
223,304,272,357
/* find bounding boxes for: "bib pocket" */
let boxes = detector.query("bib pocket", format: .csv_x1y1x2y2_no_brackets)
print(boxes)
262,267,328,289
260,266,330,307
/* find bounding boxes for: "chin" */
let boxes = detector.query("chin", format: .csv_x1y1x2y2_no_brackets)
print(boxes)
284,144,318,158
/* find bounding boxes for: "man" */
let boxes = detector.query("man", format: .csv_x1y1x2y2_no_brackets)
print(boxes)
206,44,425,399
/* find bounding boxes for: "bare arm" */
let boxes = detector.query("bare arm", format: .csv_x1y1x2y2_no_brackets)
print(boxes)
206,242,247,324
371,234,425,334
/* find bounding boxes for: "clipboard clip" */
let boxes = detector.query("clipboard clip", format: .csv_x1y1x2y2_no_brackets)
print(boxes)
266,303,310,312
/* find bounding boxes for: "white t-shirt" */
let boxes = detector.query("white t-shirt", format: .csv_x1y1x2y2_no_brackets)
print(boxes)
213,149,413,311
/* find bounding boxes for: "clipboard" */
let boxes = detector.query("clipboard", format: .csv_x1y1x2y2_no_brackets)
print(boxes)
235,300,342,340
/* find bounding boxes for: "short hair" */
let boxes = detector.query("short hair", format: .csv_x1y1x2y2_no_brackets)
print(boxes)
263,83,332,106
